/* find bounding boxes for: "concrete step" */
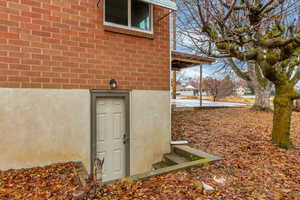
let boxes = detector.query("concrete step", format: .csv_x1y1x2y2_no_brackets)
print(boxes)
173,145,221,161
164,153,190,165
152,161,172,170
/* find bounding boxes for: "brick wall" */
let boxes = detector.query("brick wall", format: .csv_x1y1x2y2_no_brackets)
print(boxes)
0,0,170,90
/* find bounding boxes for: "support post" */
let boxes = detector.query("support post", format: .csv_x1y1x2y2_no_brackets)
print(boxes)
199,64,203,107
172,70,177,99
173,0,176,50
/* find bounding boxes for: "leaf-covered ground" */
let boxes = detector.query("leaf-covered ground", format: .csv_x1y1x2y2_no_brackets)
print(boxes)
171,108,300,200
0,162,81,200
1,108,299,199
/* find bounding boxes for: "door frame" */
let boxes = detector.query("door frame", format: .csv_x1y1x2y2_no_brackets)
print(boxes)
90,90,130,177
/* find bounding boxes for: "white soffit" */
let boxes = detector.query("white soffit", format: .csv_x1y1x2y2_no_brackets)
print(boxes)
141,0,177,10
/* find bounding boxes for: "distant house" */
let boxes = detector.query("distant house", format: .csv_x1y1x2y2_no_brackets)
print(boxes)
185,85,195,90
176,84,185,91
0,0,176,182
233,86,247,96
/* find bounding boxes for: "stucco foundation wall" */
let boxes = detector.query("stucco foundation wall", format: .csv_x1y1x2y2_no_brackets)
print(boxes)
130,90,171,175
0,88,90,171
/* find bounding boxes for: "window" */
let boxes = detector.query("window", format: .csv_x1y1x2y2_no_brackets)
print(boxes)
105,0,128,26
104,0,153,33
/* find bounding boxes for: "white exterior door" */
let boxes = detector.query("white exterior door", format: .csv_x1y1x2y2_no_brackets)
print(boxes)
96,98,126,182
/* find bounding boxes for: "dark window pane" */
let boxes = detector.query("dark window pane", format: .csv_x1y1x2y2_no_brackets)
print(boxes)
105,0,128,26
131,0,151,31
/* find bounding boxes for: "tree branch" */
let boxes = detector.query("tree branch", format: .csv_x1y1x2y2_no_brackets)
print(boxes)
255,63,269,88
291,91,300,100
218,0,246,10
291,66,300,85
223,0,238,22
226,58,251,81
259,0,275,13
259,37,295,48
216,42,258,61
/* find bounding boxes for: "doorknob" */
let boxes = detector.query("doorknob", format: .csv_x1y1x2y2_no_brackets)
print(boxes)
123,134,129,144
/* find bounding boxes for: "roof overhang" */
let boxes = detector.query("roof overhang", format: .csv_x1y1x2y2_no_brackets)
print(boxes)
172,51,215,71
141,0,177,10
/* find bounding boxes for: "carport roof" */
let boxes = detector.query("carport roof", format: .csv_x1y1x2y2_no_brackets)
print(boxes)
171,51,215,71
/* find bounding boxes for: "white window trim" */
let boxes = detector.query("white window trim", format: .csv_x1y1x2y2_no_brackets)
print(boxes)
103,0,154,34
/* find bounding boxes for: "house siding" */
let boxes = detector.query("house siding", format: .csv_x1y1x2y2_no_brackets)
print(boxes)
0,0,170,90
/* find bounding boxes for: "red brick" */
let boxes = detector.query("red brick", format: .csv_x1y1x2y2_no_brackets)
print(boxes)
0,50,7,56
0,63,8,69
43,15,60,23
32,30,51,37
9,52,30,58
21,11,41,18
42,72,59,77
22,47,41,54
62,84,80,89
42,3,60,12
32,7,50,15
31,66,51,71
10,15,30,23
0,7,19,15
8,76,29,82
10,64,30,70
21,23,40,30
32,77,50,82
62,7,78,15
0,1,7,7
0,3,170,90
0,82,21,88
21,59,41,65
21,82,42,88
8,2,30,11
0,76,7,81
41,26,59,33
21,71,41,76
32,54,50,60
0,13,8,20
52,67,69,73
0,70,19,75
0,19,18,27
0,56,19,63
8,39,29,46
42,83,61,88
21,0,41,7
51,78,69,83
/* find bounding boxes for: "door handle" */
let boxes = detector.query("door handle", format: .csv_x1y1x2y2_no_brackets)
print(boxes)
123,134,129,144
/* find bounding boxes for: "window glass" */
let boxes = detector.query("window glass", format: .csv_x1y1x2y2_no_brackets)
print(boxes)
131,0,151,31
105,0,128,26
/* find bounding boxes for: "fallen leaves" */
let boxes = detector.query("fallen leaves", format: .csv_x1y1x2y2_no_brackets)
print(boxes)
0,162,82,200
172,108,300,200
97,171,204,200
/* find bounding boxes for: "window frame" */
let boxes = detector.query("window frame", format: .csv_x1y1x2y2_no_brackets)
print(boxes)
103,0,154,34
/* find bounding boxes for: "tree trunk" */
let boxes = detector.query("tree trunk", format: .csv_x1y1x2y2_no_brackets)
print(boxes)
294,100,300,111
226,60,273,112
251,84,272,112
272,88,294,148
213,96,217,102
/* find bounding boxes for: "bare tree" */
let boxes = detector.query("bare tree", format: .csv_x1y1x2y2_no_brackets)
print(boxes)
203,75,235,101
177,0,300,148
